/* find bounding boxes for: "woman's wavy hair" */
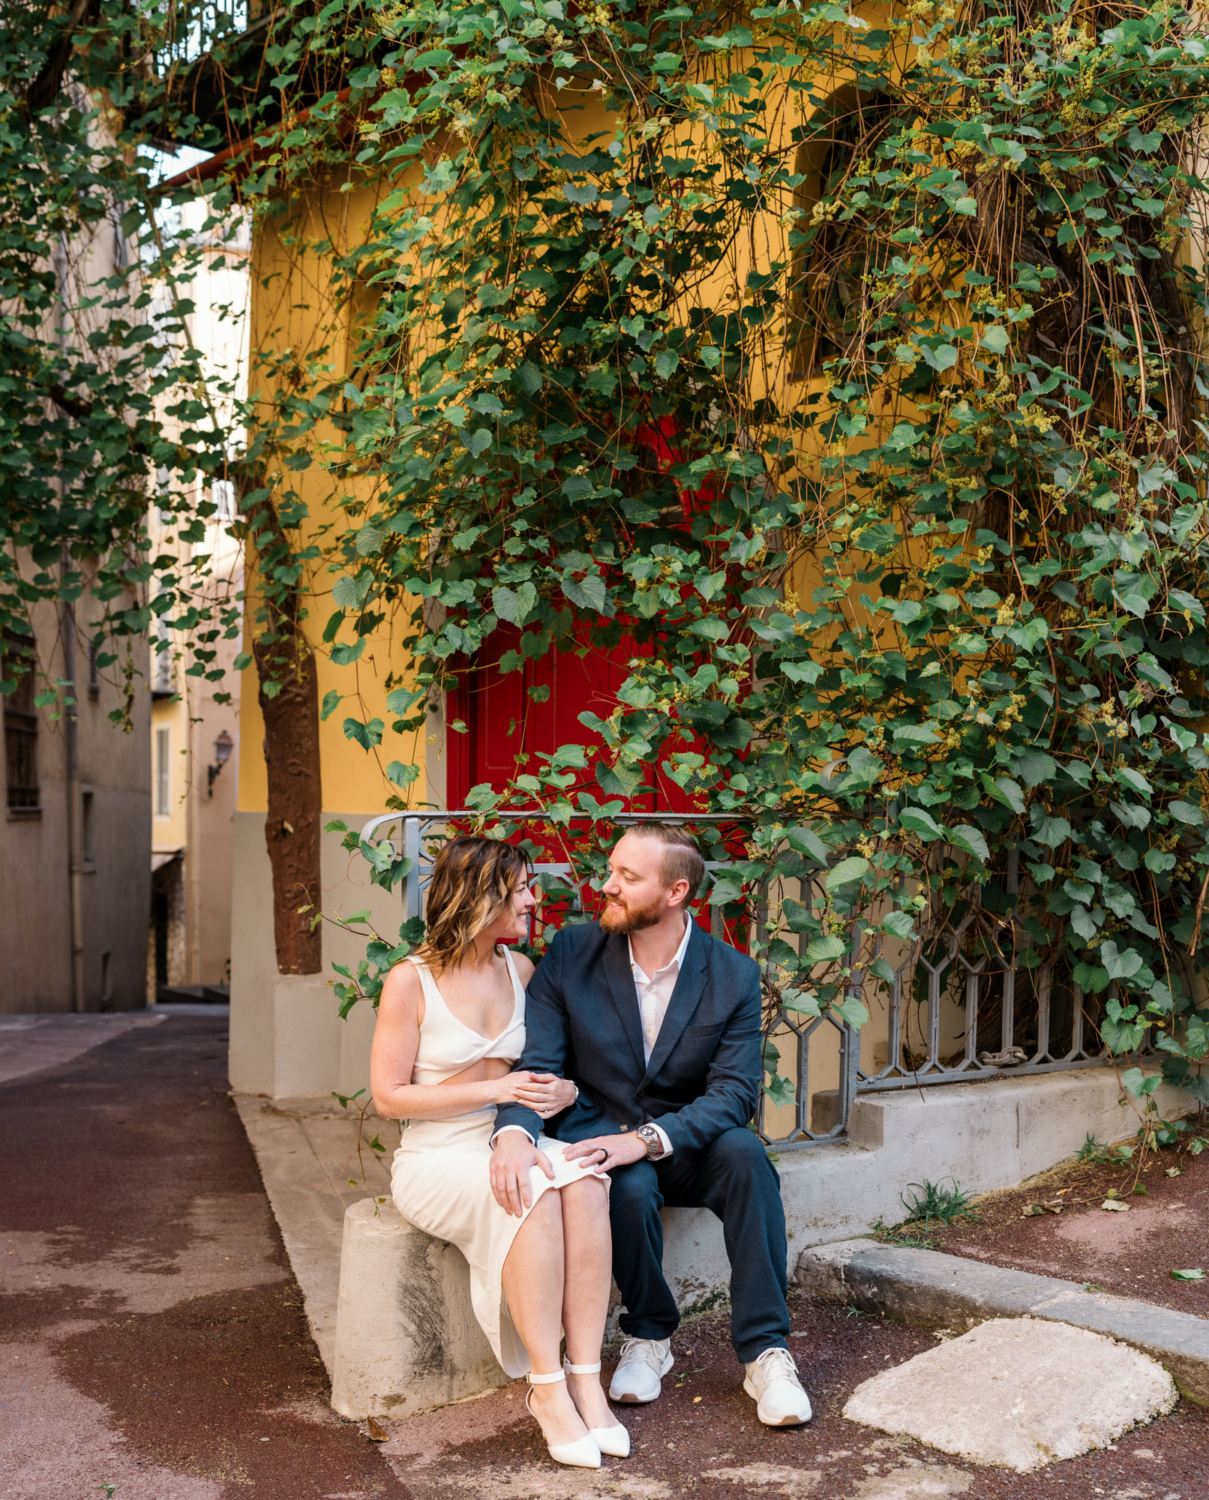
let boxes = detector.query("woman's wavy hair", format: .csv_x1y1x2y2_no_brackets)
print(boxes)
418,835,531,971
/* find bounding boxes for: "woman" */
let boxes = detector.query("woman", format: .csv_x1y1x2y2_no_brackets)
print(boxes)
370,835,627,1470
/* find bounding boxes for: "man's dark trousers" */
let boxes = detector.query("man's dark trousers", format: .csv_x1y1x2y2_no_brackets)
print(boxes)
609,1126,790,1362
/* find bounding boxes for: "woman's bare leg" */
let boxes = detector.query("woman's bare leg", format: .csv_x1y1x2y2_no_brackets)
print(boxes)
559,1176,617,1431
501,1189,589,1448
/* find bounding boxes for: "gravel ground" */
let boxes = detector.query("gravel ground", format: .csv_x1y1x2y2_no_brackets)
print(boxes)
907,1136,1209,1318
2,1015,1205,1500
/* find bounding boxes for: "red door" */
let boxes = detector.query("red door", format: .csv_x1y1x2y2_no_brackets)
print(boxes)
446,417,720,813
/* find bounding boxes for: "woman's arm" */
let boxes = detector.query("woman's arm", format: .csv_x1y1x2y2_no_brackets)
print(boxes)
508,951,575,1114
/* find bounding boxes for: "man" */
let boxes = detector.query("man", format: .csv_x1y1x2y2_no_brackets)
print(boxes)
490,824,811,1426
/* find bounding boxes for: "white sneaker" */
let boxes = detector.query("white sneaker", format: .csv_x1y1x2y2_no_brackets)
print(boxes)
743,1347,812,1426
608,1337,673,1404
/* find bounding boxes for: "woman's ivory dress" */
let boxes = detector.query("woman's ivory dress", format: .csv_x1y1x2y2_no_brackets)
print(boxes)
390,949,606,1377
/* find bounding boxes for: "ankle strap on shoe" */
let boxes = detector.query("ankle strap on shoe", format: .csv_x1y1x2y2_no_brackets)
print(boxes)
527,1370,566,1386
563,1360,602,1375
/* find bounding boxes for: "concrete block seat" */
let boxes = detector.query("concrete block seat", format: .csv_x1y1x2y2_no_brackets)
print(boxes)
331,1197,511,1420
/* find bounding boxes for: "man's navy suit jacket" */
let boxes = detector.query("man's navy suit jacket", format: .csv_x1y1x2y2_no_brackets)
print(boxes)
494,918,763,1155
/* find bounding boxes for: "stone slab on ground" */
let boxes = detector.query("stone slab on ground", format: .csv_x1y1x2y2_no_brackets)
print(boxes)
796,1237,1209,1405
233,1093,397,1375
843,1316,1177,1472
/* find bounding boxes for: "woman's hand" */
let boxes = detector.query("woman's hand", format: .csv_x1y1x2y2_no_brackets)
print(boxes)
517,1072,578,1118
493,1071,577,1117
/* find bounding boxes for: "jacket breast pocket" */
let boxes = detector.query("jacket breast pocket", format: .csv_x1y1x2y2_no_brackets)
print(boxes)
678,1022,724,1061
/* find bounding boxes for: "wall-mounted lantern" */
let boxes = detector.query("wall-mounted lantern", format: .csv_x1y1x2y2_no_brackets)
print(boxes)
207,730,234,797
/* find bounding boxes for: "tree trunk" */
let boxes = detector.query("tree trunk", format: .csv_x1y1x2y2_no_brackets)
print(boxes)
255,634,323,974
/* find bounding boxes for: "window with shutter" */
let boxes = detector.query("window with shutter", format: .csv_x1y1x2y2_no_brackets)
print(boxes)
3,632,39,812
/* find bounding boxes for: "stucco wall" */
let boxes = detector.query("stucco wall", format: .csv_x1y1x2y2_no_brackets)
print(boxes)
0,598,151,1013
229,809,398,1095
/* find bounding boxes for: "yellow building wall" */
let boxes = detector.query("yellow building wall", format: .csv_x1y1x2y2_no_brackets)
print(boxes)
237,178,432,819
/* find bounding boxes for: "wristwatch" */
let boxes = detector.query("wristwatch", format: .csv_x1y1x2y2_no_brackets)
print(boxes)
636,1123,665,1159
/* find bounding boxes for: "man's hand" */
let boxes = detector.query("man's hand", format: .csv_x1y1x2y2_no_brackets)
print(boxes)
563,1132,651,1172
490,1130,555,1217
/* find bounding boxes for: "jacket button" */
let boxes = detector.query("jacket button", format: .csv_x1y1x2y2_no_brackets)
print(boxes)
620,1125,629,1132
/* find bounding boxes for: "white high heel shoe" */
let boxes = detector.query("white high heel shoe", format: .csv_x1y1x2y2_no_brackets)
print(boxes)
526,1371,602,1469
564,1360,631,1458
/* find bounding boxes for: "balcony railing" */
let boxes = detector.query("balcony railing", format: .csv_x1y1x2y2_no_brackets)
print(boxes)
358,812,1141,1150
149,0,249,71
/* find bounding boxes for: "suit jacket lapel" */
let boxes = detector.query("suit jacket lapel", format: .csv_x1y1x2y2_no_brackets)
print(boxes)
641,923,708,1086
603,932,648,1074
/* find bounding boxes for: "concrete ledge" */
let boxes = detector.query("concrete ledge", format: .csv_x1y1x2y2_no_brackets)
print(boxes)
330,1198,510,1420
796,1238,1209,1405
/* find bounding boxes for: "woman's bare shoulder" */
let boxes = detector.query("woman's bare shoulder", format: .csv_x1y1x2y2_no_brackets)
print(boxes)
380,956,423,1013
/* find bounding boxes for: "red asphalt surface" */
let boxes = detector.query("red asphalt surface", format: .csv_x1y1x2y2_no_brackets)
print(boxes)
1,1013,1206,1500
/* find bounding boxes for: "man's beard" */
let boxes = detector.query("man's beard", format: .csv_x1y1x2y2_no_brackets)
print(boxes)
599,892,665,935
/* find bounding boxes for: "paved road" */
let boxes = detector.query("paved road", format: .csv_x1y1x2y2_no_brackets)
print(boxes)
0,1013,408,1499
2,1014,1205,1500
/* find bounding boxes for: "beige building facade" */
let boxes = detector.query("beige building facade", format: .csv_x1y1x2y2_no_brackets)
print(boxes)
1,599,151,1013
149,602,242,997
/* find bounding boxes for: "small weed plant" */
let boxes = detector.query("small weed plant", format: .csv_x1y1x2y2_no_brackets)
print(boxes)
900,1179,982,1230
1077,1134,1135,1167
1077,1133,1106,1163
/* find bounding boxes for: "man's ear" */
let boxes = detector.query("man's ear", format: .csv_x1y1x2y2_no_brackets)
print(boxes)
667,879,690,909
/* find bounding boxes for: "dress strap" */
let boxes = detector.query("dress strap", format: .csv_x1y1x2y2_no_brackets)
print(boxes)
502,946,526,1004
406,954,447,1012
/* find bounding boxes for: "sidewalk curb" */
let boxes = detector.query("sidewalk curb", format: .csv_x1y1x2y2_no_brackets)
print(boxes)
795,1238,1209,1405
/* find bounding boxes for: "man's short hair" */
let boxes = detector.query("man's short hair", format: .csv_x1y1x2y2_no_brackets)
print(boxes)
624,824,705,901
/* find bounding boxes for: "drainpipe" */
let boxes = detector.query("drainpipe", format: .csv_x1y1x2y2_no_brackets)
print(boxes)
186,675,199,983
61,595,85,1011
54,237,84,1011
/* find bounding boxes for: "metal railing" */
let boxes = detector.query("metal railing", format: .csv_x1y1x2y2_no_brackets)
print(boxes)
359,809,746,931
359,813,1138,1150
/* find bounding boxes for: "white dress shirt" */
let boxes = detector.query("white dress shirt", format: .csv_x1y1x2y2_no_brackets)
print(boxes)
626,914,694,1159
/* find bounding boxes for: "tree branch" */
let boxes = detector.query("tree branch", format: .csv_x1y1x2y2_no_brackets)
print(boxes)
24,0,99,118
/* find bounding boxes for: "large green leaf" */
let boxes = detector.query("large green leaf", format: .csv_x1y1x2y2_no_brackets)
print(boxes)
826,857,871,891
900,808,943,841
948,825,990,863
805,934,847,963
